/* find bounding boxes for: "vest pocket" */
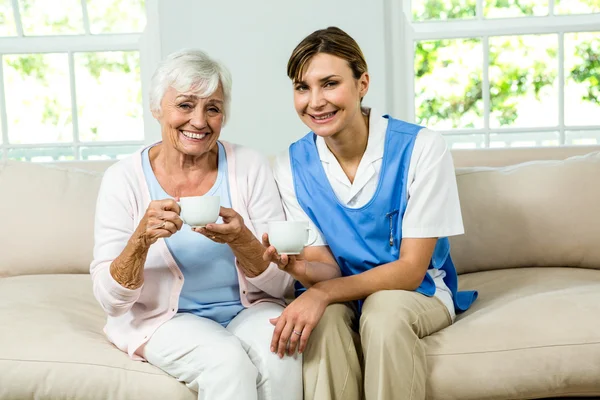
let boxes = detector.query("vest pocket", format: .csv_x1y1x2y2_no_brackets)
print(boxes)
385,209,399,247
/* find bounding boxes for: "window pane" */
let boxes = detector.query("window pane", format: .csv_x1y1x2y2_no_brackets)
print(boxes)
3,53,73,144
19,0,84,35
564,32,600,126
0,0,17,36
74,51,143,142
80,145,141,160
565,130,600,145
489,34,558,128
490,131,559,147
415,39,483,130
555,0,600,14
443,134,486,149
412,0,476,21
87,0,146,33
484,0,548,18
8,147,75,161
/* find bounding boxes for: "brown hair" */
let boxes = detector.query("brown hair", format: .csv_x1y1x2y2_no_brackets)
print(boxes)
287,27,368,83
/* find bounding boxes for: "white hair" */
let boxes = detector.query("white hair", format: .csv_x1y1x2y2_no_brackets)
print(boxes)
149,49,232,122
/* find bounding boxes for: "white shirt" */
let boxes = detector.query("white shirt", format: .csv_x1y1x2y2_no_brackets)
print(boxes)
273,109,464,320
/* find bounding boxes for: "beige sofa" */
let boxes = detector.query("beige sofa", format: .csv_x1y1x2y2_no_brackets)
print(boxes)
1,146,599,400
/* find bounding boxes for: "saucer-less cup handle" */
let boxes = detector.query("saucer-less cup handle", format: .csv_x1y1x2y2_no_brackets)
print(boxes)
305,227,318,247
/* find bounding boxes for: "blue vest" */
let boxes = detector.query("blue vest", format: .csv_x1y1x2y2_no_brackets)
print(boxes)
289,116,477,312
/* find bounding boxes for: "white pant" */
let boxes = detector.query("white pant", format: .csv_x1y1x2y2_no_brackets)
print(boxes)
143,302,302,400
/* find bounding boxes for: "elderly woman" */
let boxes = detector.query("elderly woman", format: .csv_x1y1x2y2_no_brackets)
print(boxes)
90,49,302,400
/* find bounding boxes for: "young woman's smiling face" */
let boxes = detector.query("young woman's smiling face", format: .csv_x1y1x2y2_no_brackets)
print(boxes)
293,53,369,138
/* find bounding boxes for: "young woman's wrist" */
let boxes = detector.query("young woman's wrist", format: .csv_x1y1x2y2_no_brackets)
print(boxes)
310,281,333,304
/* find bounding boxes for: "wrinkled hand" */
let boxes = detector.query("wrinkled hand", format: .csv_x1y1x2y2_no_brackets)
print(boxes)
138,199,183,246
195,207,245,244
270,287,329,358
261,233,307,278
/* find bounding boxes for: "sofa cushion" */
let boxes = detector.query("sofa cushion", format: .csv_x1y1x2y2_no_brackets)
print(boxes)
0,161,103,277
450,151,600,274
0,274,195,400
426,267,600,400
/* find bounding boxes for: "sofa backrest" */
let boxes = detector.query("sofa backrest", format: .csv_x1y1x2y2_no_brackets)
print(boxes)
450,151,600,274
0,161,104,277
1,147,599,277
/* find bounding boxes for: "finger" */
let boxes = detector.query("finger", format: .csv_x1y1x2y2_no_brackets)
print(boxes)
275,249,289,268
263,246,278,262
162,220,178,235
219,207,236,219
262,233,271,248
288,324,304,356
270,316,287,353
298,324,314,354
277,320,294,359
150,228,172,241
269,317,279,326
203,223,233,235
172,216,184,231
194,228,220,241
160,210,181,223
160,199,180,213
148,221,165,230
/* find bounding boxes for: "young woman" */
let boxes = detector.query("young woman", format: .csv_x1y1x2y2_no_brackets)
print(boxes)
263,27,477,400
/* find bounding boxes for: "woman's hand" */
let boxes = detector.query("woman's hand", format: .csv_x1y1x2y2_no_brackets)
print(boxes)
196,208,271,278
194,207,246,244
137,199,183,247
110,198,183,290
270,287,330,358
261,233,307,278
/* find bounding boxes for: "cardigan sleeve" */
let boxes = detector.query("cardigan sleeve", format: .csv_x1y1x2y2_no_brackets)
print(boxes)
236,147,295,298
90,164,143,317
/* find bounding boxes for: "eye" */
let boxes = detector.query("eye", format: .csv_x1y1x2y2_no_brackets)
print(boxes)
207,106,221,114
294,84,308,92
178,103,193,110
324,81,338,88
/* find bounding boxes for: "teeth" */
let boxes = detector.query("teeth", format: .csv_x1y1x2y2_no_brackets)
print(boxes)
314,112,335,120
182,131,208,140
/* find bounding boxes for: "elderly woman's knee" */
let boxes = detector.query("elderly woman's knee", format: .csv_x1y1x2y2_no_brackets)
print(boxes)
205,339,257,377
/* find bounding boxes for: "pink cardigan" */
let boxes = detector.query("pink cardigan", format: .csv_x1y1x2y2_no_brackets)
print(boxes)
90,141,294,360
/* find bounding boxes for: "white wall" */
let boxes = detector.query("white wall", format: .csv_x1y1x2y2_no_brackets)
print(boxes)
142,0,398,156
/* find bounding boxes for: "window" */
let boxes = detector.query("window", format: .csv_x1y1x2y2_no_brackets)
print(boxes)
404,0,600,148
0,0,146,162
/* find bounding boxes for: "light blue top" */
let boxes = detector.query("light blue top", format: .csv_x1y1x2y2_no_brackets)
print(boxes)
141,142,244,326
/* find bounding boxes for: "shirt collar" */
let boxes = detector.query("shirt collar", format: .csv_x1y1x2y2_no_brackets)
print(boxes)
315,108,388,165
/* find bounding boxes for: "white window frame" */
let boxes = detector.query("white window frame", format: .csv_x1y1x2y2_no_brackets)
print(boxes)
384,0,600,147
0,0,145,161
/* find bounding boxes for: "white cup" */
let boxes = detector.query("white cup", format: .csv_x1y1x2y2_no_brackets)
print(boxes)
178,196,221,228
268,221,317,255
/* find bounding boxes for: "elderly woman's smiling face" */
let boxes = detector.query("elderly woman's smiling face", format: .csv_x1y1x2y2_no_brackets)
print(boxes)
154,84,225,157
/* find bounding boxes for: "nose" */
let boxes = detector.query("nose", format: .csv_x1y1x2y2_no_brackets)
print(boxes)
309,88,326,110
189,107,208,130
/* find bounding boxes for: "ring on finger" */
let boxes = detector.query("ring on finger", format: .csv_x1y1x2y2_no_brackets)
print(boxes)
292,330,302,336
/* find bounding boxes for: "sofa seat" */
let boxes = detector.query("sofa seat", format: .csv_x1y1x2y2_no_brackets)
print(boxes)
0,274,195,400
426,267,600,400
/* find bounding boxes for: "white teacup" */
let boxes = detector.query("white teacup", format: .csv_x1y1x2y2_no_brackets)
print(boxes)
268,221,317,255
178,196,221,228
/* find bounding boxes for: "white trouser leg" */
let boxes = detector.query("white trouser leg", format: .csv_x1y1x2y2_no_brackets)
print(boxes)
143,313,259,400
226,302,303,400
